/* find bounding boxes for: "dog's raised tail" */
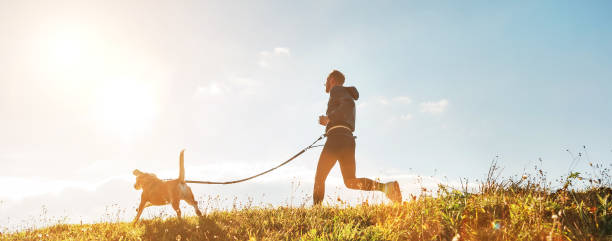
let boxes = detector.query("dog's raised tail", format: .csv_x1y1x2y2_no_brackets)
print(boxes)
179,149,185,183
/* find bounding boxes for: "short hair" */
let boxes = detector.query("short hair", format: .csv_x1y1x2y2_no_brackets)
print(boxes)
328,70,345,85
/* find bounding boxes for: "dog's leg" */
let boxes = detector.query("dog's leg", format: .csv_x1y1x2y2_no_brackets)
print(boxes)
133,198,147,224
185,194,203,217
172,200,182,221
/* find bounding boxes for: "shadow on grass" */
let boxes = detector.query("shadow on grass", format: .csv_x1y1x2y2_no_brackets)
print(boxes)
141,216,227,240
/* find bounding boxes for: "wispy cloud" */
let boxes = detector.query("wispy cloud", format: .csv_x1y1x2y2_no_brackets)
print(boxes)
272,47,290,56
0,177,138,232
420,99,449,114
374,96,411,106
259,47,291,68
400,114,413,121
194,76,260,97
362,96,414,123
377,97,390,105
196,82,228,96
0,175,131,201
393,96,412,104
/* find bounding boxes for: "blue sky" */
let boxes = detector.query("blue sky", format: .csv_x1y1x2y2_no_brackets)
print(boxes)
1,0,611,230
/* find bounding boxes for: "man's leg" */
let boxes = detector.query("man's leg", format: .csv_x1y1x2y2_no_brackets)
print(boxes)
313,145,337,205
336,137,403,202
324,137,403,203
338,138,385,191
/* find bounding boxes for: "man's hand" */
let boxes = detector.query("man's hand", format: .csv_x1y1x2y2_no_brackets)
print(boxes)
319,115,329,126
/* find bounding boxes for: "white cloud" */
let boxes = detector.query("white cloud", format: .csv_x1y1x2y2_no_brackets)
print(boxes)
194,76,260,97
0,175,131,201
373,96,411,106
258,59,270,68
259,47,291,68
393,96,412,104
196,82,227,96
377,97,390,105
0,177,138,232
400,114,413,120
273,47,290,56
420,99,449,114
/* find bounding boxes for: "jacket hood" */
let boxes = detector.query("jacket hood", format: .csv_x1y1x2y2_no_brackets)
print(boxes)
345,86,359,100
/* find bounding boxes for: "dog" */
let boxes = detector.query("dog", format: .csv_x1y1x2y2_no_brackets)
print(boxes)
132,149,202,224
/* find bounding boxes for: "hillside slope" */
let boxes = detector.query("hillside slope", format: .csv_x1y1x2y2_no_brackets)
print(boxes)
3,186,611,241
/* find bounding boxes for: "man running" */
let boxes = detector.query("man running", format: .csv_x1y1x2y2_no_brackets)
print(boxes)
314,69,402,205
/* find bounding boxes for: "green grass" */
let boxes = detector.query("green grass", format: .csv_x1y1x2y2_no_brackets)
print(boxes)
3,163,612,240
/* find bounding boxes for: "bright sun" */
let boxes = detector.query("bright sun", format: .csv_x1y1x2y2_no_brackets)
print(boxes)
37,26,160,139
93,78,158,139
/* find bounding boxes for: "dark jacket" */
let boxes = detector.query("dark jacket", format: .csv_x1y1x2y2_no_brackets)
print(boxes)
326,86,359,132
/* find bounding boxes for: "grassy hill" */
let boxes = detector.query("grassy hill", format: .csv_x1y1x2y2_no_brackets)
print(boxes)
3,166,612,241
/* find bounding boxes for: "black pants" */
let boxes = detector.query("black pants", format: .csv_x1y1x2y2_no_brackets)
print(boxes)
313,129,383,205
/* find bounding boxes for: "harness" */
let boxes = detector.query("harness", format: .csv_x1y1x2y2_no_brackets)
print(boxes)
325,125,352,135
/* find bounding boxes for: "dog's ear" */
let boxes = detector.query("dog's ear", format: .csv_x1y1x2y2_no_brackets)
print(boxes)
133,169,143,176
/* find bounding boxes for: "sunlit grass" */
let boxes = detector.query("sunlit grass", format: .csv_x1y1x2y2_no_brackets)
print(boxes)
2,162,611,241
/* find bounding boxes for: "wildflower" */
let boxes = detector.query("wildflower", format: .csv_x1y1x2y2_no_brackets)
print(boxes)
551,214,558,220
452,234,460,241
522,175,527,180
491,221,501,230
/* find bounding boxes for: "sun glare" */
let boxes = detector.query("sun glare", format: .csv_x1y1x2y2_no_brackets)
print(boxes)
33,25,162,139
40,27,101,75
49,32,86,67
93,78,158,139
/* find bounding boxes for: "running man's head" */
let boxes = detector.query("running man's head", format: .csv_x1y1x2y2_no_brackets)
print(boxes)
325,69,345,93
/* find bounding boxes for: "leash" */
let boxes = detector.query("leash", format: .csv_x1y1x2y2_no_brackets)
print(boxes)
183,134,326,185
